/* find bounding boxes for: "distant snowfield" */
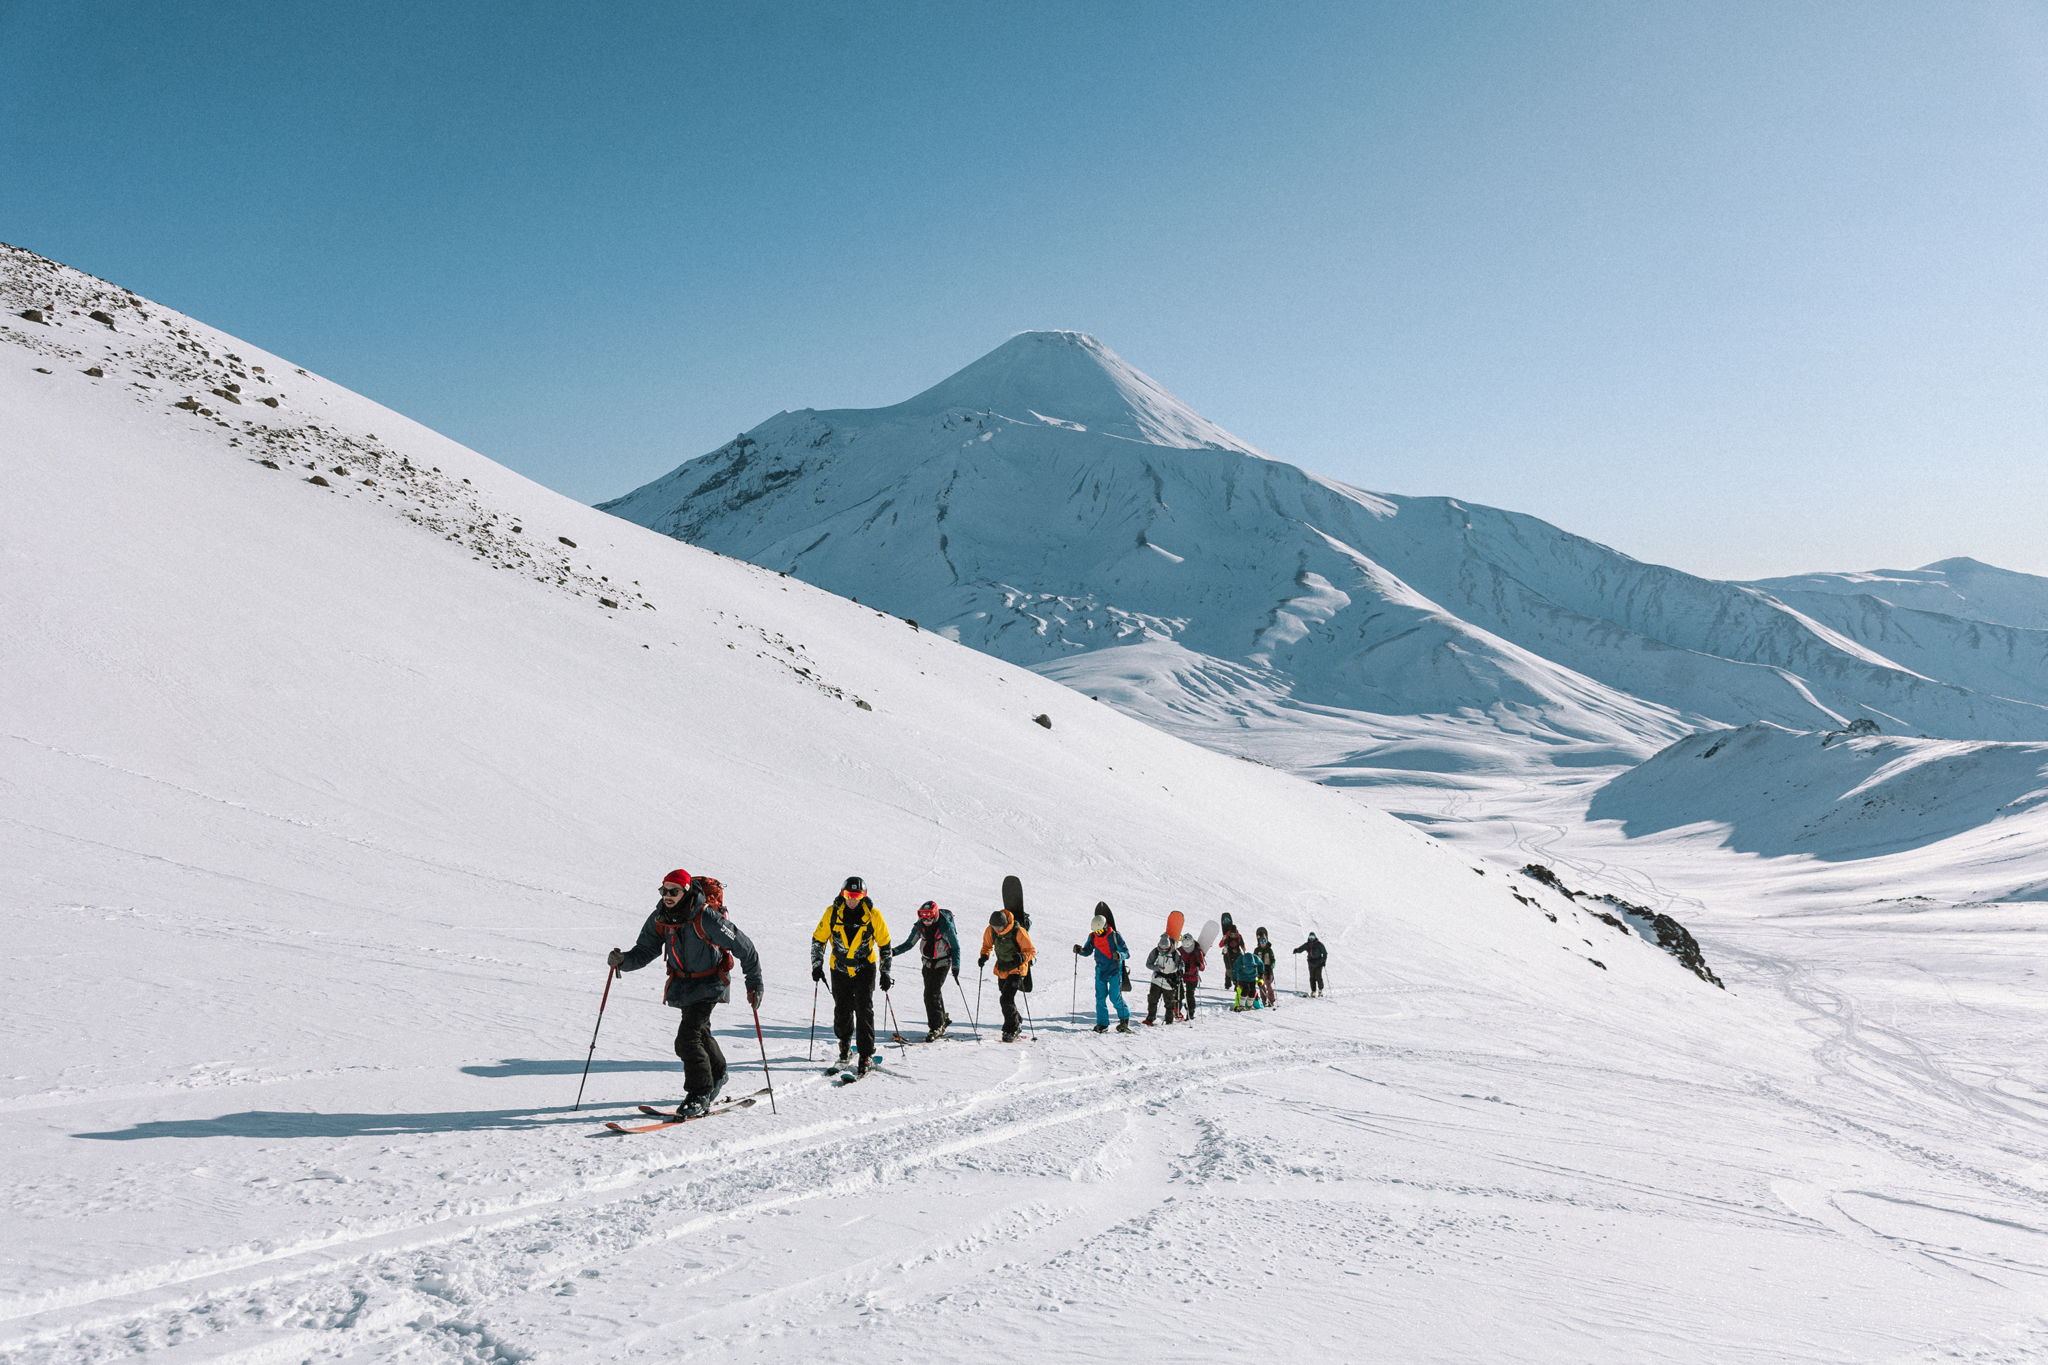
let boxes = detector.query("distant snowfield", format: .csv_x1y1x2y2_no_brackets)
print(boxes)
9,250,2048,1362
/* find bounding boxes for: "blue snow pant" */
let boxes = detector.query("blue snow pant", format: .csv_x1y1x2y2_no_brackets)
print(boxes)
1094,970,1129,1026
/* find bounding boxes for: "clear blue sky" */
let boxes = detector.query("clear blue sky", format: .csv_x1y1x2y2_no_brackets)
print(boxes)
7,0,2046,579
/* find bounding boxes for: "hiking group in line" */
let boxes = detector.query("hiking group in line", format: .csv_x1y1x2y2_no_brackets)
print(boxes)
599,868,1333,1119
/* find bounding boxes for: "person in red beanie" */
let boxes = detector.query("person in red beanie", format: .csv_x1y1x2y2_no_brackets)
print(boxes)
607,868,764,1117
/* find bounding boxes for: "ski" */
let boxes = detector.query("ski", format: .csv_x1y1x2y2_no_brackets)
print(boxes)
605,1097,757,1134
636,1086,770,1119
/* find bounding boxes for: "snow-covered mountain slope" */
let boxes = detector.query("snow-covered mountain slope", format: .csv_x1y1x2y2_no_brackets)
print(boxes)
1589,723,2048,877
1749,557,2048,632
603,333,2048,788
13,246,2048,1362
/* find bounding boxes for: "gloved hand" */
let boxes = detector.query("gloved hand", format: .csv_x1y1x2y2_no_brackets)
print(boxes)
606,948,623,969
747,988,763,1009
1073,943,1088,955
952,967,960,982
811,964,825,984
977,954,988,969
880,971,892,993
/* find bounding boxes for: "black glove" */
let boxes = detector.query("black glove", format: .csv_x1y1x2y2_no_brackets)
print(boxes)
746,987,763,1009
811,964,825,983
606,948,623,969
977,954,988,968
1073,943,1088,956
880,972,892,993
952,967,960,982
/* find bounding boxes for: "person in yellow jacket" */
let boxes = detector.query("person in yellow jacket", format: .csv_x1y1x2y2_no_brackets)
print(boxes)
811,876,892,1073
978,908,1036,1043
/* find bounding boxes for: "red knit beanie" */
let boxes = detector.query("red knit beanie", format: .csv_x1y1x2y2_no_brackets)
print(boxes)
661,869,692,889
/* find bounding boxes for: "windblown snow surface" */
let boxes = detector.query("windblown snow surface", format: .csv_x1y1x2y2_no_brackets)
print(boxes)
9,248,2048,1363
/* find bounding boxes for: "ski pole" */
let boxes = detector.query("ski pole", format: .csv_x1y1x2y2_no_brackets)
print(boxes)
572,964,616,1113
883,980,908,1058
807,982,819,1061
1022,989,1038,1042
750,1000,778,1115
1070,952,1078,1022
958,969,981,1041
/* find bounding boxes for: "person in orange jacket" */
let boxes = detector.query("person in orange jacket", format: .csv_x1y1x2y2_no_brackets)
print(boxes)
978,908,1036,1042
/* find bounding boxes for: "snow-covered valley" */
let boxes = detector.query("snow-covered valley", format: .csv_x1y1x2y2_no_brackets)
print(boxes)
10,249,2048,1362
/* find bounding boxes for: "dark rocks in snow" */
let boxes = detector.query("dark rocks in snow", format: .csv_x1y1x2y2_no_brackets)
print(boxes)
88,309,116,327
1033,713,1053,729
598,597,619,609
855,699,873,711
17,308,45,323
307,475,331,487
210,388,241,404
83,366,103,377
258,396,280,407
174,399,200,410
558,536,577,548
1519,863,1723,987
1821,717,1883,747
258,459,280,469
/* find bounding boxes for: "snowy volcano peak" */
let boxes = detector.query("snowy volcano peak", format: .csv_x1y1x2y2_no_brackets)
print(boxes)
881,330,1264,455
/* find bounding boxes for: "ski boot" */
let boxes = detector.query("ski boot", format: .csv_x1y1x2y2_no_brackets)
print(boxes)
1092,1023,1108,1034
679,1094,712,1119
835,1046,852,1068
1116,1020,1133,1034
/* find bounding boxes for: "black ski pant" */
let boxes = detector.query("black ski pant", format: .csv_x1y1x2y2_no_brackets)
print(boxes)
672,1000,727,1099
997,973,1024,1035
921,962,951,1031
1145,982,1178,1024
1182,978,1197,1018
1308,963,1324,994
831,964,877,1059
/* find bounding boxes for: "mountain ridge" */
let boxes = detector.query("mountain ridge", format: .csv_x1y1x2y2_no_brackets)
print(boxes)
604,333,2048,782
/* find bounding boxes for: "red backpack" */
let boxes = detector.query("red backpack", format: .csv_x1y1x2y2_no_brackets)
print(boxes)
662,877,735,987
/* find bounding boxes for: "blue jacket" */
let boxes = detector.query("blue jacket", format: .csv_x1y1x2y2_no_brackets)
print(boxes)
893,911,961,969
1229,951,1263,986
619,904,764,1008
1073,928,1130,979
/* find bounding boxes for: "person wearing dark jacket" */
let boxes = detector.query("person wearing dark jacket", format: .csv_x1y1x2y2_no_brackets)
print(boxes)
1292,932,1328,996
811,876,892,1073
1218,913,1246,980
893,900,960,1041
1253,927,1279,1010
609,869,764,1118
1177,932,1203,1020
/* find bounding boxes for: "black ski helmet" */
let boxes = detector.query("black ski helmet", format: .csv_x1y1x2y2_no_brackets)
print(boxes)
989,909,1010,929
843,875,865,893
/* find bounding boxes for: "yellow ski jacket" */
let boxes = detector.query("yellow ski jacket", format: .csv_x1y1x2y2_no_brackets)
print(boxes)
811,896,892,977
